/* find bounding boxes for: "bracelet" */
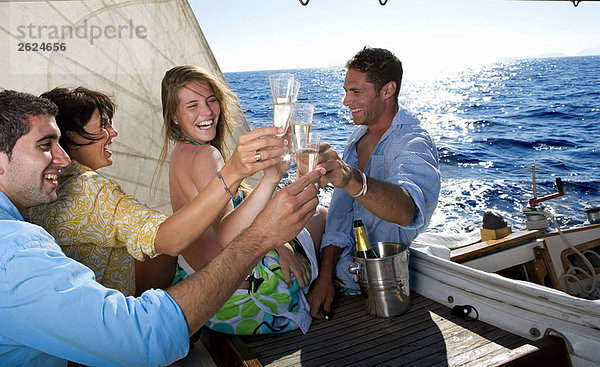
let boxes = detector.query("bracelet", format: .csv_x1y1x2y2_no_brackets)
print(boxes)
352,169,368,198
216,170,235,202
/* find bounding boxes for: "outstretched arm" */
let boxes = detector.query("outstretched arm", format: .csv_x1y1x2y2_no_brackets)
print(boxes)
154,127,287,256
317,143,416,226
218,157,313,288
217,141,291,246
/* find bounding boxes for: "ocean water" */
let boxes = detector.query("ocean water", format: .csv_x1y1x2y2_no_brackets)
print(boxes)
225,56,600,234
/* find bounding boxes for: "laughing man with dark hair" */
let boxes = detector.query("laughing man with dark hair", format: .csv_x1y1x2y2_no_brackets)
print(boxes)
308,47,441,319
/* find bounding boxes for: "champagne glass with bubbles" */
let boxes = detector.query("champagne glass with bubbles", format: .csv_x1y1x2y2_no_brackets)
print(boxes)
292,103,320,213
294,130,321,214
295,132,320,179
269,73,300,137
291,103,314,154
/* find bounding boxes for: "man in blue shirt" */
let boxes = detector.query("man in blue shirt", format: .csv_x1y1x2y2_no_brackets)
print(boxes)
0,90,323,366
308,47,441,319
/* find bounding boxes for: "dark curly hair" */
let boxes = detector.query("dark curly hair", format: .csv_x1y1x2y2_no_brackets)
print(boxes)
40,87,115,149
0,90,58,160
346,47,403,103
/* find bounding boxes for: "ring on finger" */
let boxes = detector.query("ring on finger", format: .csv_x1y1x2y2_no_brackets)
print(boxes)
254,151,262,163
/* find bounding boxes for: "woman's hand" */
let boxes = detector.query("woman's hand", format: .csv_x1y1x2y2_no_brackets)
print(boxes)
225,126,288,181
276,242,311,288
262,147,290,183
262,127,292,183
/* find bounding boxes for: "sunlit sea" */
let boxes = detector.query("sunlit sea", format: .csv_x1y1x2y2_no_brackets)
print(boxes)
224,56,600,234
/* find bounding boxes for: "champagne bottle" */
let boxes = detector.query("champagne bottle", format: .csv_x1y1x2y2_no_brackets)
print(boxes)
353,220,378,259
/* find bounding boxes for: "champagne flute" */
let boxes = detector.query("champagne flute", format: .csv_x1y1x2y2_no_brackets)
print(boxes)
268,73,300,137
295,132,320,179
291,103,314,153
295,132,321,214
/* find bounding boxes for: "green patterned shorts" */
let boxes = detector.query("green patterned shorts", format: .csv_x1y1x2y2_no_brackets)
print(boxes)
172,236,315,335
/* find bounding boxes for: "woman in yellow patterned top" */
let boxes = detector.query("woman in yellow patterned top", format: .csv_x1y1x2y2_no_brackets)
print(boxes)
28,87,288,296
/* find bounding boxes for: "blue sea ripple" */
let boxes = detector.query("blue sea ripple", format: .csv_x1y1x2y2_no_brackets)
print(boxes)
225,56,600,234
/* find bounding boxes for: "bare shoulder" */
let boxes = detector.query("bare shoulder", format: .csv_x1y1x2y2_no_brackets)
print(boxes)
191,144,224,169
172,143,221,166
171,143,224,190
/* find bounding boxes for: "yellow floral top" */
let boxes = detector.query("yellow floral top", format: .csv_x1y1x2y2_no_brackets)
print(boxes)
28,161,167,296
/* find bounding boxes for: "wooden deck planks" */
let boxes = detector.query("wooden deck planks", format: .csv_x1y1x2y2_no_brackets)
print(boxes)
344,307,506,366
244,297,440,365
244,298,434,359
235,293,540,367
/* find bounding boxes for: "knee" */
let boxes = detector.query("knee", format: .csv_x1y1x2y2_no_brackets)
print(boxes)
306,206,327,250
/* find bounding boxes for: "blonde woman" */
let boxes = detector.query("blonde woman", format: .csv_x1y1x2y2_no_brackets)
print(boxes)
158,66,326,335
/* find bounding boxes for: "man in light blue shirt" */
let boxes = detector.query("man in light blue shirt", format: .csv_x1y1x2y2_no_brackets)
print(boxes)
0,90,323,366
308,47,441,319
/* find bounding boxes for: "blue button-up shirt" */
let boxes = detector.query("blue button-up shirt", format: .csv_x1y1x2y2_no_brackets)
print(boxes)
0,192,189,366
322,106,441,289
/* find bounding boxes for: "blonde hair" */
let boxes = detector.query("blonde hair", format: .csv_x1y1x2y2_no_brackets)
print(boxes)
152,66,246,197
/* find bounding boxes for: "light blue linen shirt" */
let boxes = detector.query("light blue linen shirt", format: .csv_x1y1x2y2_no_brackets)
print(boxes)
322,106,441,289
0,192,189,366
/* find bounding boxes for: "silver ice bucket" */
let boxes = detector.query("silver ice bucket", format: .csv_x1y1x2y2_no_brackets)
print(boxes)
348,241,410,317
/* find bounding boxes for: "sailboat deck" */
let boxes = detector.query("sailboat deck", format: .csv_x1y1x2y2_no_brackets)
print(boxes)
194,293,569,367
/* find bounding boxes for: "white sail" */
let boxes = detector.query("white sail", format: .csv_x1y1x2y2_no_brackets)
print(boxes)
0,0,251,214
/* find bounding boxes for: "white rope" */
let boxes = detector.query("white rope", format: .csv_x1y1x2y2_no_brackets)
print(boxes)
521,264,530,282
584,250,600,267
538,208,600,299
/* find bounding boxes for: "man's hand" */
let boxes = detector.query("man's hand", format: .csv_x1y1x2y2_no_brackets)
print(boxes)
251,168,324,253
307,245,341,319
316,143,362,196
307,273,336,319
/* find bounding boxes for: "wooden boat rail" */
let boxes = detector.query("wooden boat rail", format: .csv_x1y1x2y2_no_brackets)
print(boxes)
450,230,541,263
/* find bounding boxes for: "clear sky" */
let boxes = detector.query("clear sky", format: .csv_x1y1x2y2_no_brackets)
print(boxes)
190,0,600,73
